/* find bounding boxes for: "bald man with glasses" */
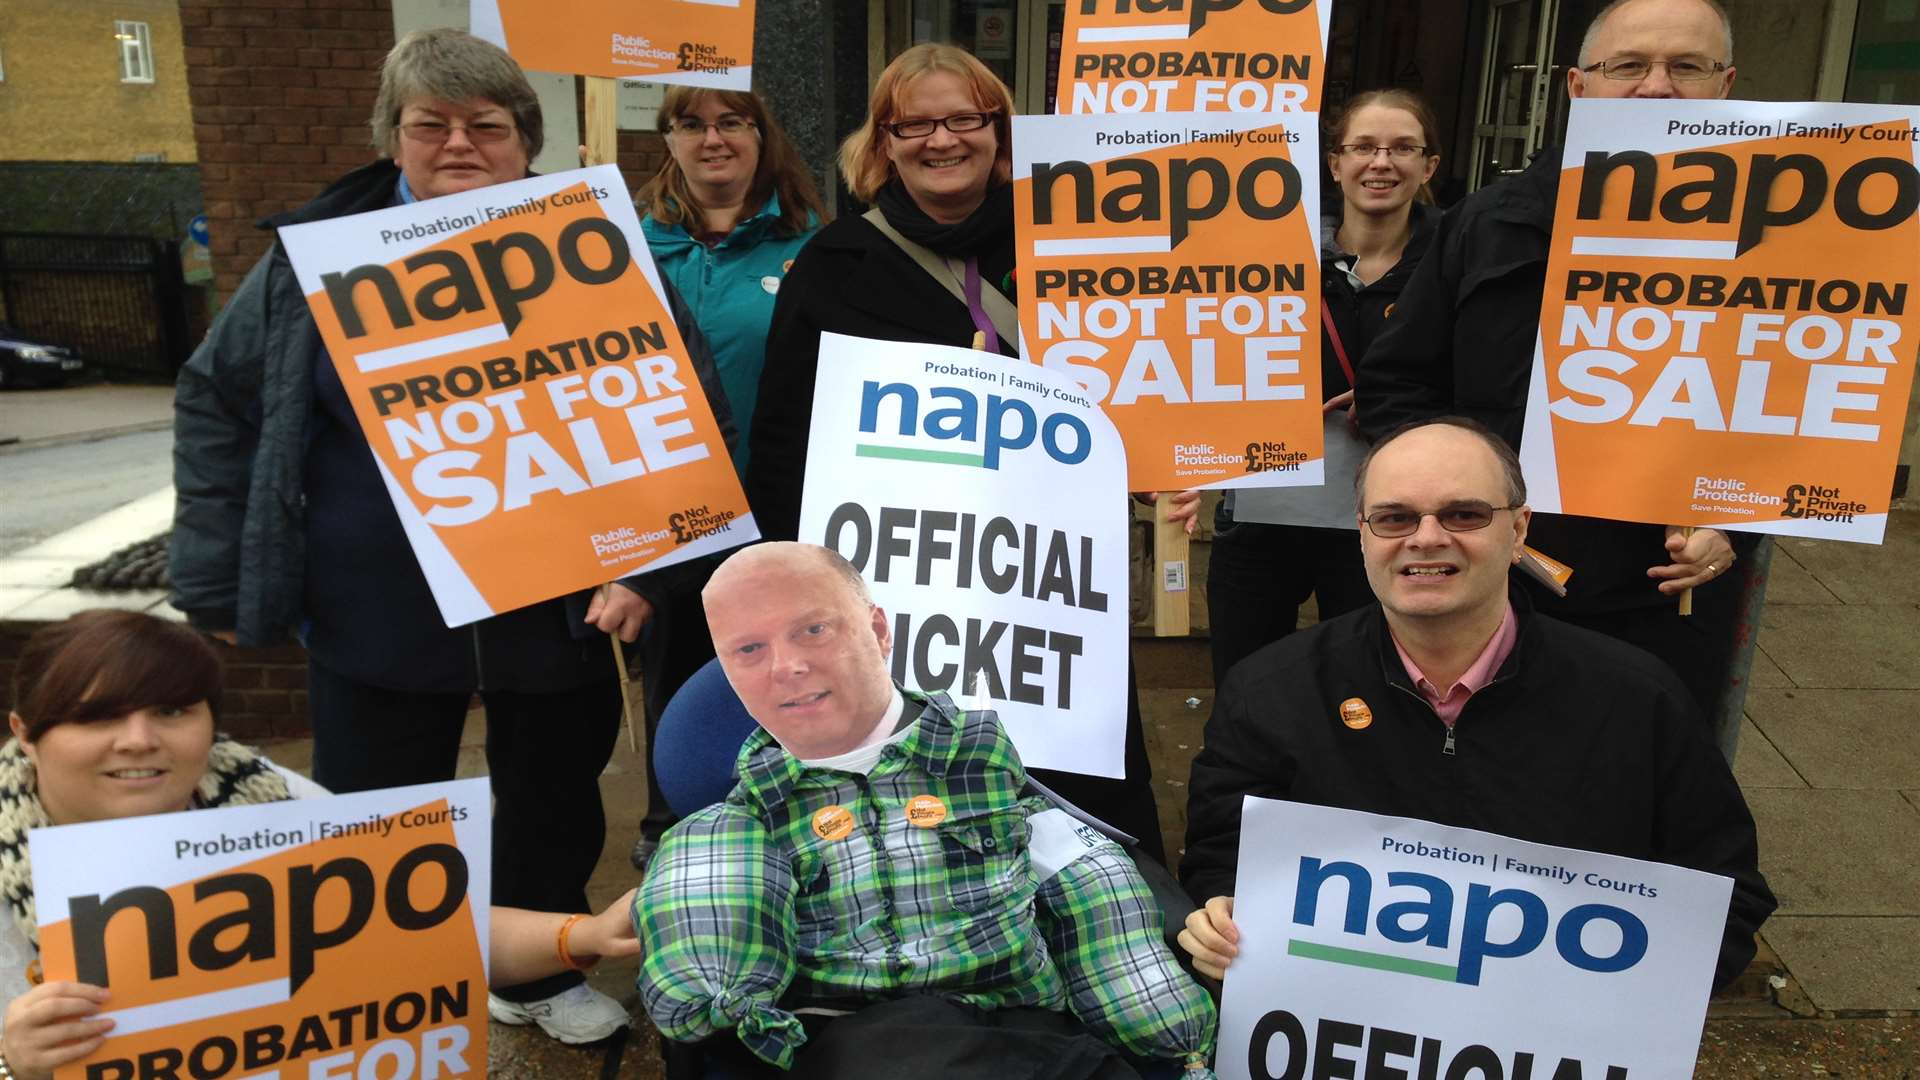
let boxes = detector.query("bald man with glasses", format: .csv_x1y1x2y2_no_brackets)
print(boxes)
1355,0,1756,734
1178,417,1775,993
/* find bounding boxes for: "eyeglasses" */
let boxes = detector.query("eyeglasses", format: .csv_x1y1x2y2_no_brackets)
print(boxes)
1580,56,1728,81
1361,501,1523,538
1335,143,1429,161
667,115,758,139
883,112,997,139
400,119,516,145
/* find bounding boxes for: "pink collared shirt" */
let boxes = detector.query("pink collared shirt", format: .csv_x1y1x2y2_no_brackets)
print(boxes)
1391,603,1518,728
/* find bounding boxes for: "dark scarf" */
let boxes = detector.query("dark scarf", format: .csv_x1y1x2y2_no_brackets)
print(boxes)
0,736,294,947
875,179,1018,300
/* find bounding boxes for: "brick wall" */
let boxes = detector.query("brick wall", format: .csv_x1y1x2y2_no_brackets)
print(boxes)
183,1,674,301
0,0,198,164
181,0,394,300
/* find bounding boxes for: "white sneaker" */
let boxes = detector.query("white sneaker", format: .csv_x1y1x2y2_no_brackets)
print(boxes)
488,983,630,1045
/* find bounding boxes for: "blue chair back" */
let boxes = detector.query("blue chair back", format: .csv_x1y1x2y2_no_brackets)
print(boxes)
654,656,761,817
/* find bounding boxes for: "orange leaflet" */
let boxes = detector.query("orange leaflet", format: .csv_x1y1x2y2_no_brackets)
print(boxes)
1522,100,1920,544
471,0,754,88
283,170,754,626
1014,112,1324,492
41,800,484,1080
1057,0,1328,114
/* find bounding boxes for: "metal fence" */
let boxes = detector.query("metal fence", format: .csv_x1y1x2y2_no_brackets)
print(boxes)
0,232,203,381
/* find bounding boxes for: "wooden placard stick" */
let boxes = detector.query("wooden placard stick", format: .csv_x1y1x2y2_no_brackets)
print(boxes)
1153,498,1191,636
583,75,619,169
582,79,641,752
609,627,640,755
1677,525,1695,617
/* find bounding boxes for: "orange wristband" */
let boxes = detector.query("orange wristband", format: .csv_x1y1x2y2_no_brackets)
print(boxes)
556,913,595,972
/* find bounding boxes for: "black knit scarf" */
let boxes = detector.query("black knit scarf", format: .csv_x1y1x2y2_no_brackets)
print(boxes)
874,179,1018,298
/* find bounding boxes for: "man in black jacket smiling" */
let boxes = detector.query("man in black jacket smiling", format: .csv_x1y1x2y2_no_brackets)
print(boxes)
1178,417,1774,992
1354,0,1751,729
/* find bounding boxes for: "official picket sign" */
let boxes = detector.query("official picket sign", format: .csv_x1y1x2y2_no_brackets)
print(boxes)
30,780,490,1080
797,333,1129,778
1519,98,1920,543
278,165,756,627
1013,111,1324,493
470,0,754,89
1216,798,1733,1080
1057,0,1329,114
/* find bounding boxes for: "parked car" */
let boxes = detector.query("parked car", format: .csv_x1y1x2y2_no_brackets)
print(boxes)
0,325,84,389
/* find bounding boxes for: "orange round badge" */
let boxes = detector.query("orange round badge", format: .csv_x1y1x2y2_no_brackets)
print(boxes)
812,805,854,841
905,794,948,828
1339,698,1373,730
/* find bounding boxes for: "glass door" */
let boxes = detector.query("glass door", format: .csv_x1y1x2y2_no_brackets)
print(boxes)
1018,0,1066,115
910,0,1024,93
1469,0,1562,191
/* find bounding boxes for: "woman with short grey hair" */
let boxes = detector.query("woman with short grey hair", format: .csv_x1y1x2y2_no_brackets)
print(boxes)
170,27,732,1046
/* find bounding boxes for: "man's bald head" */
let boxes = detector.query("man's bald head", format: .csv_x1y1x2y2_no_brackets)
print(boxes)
1571,0,1736,100
707,542,872,607
1581,0,1732,67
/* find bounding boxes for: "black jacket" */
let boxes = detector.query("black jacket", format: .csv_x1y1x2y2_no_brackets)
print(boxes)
743,211,1018,542
170,158,734,691
1180,591,1775,990
1319,200,1439,399
1353,151,1756,613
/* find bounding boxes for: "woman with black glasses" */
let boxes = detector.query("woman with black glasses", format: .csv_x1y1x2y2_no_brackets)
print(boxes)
743,44,1169,863
745,43,1020,544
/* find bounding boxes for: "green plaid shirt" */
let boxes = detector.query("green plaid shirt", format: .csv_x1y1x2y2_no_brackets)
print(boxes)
638,690,1216,1073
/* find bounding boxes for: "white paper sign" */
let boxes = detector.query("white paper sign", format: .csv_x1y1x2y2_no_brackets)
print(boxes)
798,333,1131,778
1218,798,1734,1080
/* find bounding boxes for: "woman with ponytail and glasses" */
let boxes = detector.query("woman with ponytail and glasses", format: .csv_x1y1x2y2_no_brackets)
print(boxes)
743,44,1168,863
1177,90,1447,688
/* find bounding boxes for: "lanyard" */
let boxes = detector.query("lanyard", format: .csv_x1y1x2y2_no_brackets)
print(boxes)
962,256,999,348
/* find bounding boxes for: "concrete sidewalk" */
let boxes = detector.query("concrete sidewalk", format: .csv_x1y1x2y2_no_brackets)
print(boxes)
0,383,174,449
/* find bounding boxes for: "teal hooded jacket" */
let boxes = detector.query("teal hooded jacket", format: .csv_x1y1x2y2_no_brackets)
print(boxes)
642,195,821,470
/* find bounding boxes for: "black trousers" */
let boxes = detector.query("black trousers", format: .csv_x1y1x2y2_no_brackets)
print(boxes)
306,660,622,1002
1540,588,1743,729
1206,515,1372,688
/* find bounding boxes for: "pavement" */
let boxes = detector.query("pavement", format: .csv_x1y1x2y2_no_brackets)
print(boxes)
0,382,174,449
4,386,1917,1077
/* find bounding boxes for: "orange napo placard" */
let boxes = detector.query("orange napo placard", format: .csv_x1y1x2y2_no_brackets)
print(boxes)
1014,112,1325,493
1520,99,1920,545
1057,0,1328,114
32,783,490,1080
471,0,755,88
279,166,755,626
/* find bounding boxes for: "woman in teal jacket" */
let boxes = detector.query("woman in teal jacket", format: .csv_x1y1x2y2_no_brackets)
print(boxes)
640,87,828,471
631,87,828,866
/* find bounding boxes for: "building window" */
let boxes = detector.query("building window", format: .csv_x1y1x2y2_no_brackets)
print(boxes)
116,20,154,83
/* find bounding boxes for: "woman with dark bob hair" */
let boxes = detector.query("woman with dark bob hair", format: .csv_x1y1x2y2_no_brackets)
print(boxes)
167,27,728,1042
0,612,639,1079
